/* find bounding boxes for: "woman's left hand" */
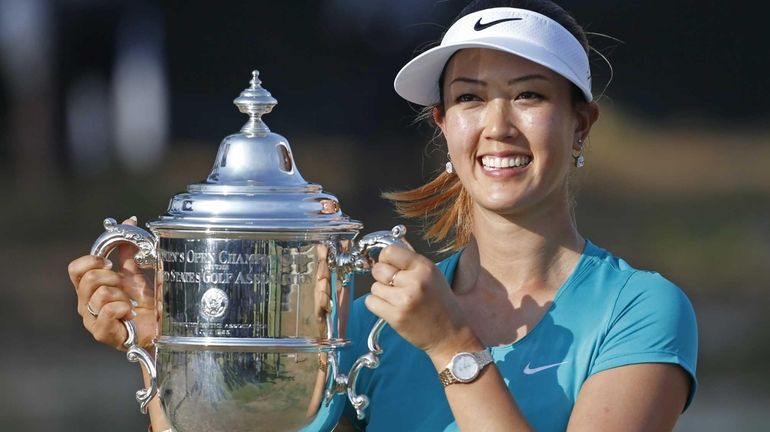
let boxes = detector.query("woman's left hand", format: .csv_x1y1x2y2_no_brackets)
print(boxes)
366,244,481,365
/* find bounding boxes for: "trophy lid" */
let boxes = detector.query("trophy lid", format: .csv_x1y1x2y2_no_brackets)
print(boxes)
149,70,362,233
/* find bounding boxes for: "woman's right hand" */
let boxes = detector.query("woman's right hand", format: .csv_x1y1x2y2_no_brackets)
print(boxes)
67,217,157,352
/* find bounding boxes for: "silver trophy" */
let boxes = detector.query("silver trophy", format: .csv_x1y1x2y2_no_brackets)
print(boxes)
89,71,402,431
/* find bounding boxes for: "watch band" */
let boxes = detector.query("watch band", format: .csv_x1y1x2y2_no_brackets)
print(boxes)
438,367,457,387
438,349,493,387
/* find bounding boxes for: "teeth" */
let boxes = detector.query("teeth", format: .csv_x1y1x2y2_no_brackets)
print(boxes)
481,155,532,169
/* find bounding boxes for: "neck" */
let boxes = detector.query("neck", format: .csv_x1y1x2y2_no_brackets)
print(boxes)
454,194,585,297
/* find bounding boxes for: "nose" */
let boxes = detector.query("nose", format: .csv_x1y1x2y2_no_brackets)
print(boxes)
482,98,517,142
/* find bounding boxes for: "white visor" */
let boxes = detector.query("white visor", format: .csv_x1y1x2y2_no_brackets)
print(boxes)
394,7,592,105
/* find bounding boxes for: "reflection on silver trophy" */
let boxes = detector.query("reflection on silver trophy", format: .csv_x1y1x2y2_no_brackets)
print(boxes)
89,71,404,431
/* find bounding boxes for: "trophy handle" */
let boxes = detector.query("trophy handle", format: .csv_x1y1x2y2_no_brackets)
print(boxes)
328,225,407,420
90,217,158,415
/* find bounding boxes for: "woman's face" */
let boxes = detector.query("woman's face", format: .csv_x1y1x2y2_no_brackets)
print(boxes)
435,48,596,218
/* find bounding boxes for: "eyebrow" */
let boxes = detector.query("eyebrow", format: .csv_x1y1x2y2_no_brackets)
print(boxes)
449,74,550,86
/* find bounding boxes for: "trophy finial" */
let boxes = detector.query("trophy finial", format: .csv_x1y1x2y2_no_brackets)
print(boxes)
250,70,261,88
233,69,277,136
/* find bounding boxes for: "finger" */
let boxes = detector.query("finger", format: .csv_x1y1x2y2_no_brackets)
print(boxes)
315,279,332,315
68,255,113,289
76,269,122,314
316,256,331,281
315,288,331,309
115,216,154,303
315,290,331,321
116,216,141,274
89,286,133,315
91,301,132,349
315,276,331,296
336,282,352,333
399,237,416,252
364,291,396,322
118,267,153,306
371,262,400,285
378,244,422,271
369,281,401,307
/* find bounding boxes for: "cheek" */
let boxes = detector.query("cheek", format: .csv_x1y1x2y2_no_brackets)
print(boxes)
443,111,478,152
518,110,537,130
526,111,572,158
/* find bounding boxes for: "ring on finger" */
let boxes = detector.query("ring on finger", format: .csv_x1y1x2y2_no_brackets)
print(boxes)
388,270,400,287
86,302,100,318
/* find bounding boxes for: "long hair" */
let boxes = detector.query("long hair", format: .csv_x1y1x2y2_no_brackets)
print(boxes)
383,170,473,252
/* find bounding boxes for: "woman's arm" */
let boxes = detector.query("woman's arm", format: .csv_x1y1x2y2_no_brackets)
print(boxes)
367,244,692,431
67,217,169,430
428,334,690,432
568,363,690,431
143,368,172,432
366,244,535,431
428,334,534,432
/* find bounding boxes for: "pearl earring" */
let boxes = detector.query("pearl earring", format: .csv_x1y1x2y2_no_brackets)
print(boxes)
573,138,585,168
445,153,454,174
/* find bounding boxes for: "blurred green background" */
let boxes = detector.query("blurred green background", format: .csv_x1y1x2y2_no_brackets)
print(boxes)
1,1,768,431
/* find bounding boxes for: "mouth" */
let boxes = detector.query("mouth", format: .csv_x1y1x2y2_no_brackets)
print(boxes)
479,154,532,172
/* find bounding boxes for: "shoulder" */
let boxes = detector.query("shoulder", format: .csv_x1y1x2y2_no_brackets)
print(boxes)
608,267,698,357
584,242,698,405
582,241,695,317
603,266,698,361
619,270,695,317
590,242,697,332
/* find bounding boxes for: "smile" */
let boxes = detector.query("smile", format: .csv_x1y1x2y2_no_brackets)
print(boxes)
480,155,532,170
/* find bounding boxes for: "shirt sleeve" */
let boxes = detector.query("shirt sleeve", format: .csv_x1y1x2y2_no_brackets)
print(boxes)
589,270,699,409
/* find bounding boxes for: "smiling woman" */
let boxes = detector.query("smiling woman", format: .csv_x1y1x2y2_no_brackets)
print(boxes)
338,0,698,431
66,0,697,431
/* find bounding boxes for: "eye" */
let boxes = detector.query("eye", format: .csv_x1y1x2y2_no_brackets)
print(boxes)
456,93,481,103
516,91,544,101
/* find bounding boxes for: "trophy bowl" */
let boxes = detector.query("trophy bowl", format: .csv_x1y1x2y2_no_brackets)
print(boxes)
88,71,403,431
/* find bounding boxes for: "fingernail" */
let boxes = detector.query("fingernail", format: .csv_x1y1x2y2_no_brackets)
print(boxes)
130,299,139,307
129,216,138,222
103,259,113,269
131,309,138,317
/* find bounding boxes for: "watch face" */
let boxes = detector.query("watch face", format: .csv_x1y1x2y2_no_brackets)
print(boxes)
451,353,480,382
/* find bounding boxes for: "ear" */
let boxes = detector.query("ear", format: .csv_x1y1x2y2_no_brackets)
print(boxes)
573,101,599,149
432,106,447,135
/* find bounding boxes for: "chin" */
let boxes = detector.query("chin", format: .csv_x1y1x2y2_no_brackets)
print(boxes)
475,196,530,216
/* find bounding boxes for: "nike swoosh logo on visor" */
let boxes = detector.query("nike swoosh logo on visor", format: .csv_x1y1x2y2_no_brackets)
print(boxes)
474,17,522,31
522,361,568,375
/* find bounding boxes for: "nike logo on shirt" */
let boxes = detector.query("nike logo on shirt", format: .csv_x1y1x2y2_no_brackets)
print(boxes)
473,17,522,31
522,361,569,375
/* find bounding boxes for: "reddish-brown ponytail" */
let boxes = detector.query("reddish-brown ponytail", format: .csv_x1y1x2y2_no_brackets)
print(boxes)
383,169,473,252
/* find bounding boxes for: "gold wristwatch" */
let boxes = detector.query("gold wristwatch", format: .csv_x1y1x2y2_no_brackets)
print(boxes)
438,349,493,387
